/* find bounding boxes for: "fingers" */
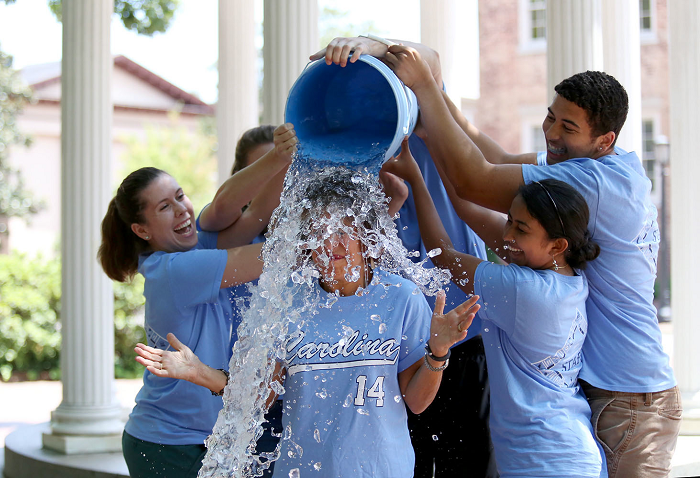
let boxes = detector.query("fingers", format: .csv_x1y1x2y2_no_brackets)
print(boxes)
273,123,298,156
433,289,446,316
453,295,480,316
309,48,326,61
134,343,162,361
166,333,185,351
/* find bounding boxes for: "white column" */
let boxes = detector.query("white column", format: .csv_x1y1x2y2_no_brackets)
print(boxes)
546,0,604,101
262,0,318,126
420,0,459,104
669,0,700,434
217,0,258,185
44,0,123,454
602,0,643,157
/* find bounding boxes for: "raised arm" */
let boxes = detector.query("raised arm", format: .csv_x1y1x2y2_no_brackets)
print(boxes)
200,124,295,235
213,165,287,249
399,292,479,414
383,138,493,295
441,91,537,166
383,45,524,214
220,243,264,289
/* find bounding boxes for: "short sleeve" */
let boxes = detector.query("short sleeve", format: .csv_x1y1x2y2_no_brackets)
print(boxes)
397,287,433,372
165,248,228,309
195,203,211,232
473,261,521,336
536,151,548,166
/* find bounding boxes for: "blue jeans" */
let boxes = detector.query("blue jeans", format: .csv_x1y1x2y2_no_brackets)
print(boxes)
580,381,682,478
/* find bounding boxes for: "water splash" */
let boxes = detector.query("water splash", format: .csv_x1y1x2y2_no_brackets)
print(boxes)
198,153,450,477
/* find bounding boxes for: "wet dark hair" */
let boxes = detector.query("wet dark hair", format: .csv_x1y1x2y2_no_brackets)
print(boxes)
300,171,381,237
554,71,628,145
98,167,168,282
519,179,600,270
231,125,276,175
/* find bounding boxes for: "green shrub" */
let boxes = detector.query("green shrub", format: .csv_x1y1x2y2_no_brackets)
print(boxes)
0,252,146,381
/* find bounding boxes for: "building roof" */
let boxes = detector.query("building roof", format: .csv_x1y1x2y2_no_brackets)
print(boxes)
19,55,215,116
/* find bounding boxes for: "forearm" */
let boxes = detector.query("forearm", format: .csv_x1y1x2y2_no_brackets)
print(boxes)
400,358,445,414
221,243,264,288
187,360,228,394
430,143,507,252
406,169,479,294
200,151,289,232
412,80,520,213
215,168,285,249
443,92,536,165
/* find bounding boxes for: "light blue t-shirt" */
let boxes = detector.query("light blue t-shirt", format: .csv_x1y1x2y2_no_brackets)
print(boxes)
474,261,606,477
395,134,488,341
522,149,676,392
273,270,433,478
125,231,235,445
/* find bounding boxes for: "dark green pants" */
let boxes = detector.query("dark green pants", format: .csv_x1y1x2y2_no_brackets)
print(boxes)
122,431,206,478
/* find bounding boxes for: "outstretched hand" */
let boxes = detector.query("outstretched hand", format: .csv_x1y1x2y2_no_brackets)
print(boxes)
382,137,422,184
134,333,201,382
428,291,480,357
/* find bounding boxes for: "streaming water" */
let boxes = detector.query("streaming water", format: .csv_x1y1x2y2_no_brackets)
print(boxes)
198,145,450,477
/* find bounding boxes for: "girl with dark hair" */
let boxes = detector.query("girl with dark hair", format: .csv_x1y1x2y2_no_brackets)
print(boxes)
385,138,606,477
98,124,296,478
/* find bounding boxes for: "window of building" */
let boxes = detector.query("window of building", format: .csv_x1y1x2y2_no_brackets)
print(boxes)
518,0,547,53
639,0,657,43
640,0,652,32
530,0,547,40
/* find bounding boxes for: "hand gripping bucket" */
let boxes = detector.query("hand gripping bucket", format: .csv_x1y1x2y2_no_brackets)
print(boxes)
284,55,418,171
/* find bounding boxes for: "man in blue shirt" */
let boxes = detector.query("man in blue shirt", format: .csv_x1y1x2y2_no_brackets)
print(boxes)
377,42,681,478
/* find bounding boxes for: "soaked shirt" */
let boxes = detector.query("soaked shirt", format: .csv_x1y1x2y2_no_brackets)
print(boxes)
475,261,606,477
273,270,432,478
523,148,675,393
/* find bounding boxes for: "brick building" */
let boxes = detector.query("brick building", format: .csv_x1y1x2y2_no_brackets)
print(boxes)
474,0,669,205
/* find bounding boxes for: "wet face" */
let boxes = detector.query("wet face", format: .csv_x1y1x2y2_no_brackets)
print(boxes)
542,94,611,164
503,194,558,270
309,216,367,293
131,174,198,253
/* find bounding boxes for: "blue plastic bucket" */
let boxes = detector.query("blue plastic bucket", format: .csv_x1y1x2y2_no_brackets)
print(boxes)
285,55,418,170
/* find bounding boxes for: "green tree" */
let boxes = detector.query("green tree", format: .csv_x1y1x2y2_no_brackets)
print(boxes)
119,112,217,217
0,251,147,381
0,44,42,251
319,7,380,50
51,0,180,36
1,0,181,36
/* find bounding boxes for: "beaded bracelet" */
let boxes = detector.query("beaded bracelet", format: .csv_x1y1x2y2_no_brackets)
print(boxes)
211,368,230,396
423,354,449,372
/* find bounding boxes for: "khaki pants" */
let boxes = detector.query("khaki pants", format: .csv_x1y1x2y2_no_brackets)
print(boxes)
581,381,682,478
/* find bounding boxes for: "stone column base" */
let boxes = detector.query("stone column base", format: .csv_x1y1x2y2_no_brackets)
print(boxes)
42,432,122,455
680,390,700,436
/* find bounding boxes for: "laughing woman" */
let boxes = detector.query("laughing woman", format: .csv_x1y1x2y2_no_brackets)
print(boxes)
97,125,295,478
